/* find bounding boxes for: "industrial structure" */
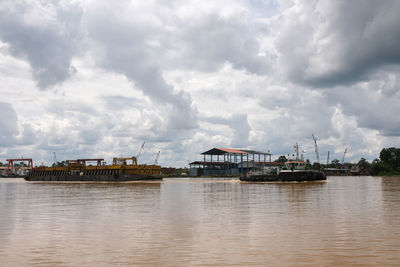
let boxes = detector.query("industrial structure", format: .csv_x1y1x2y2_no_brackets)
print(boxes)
2,158,34,177
189,148,273,177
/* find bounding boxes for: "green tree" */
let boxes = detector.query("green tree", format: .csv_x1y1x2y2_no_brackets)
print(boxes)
331,159,339,166
369,159,390,175
275,156,288,163
57,161,67,167
52,161,67,167
358,158,370,170
369,154,400,176
380,147,400,170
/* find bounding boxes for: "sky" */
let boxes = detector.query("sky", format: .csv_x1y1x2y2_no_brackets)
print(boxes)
1,0,400,167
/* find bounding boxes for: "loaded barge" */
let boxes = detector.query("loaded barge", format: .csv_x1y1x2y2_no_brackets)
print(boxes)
25,157,162,182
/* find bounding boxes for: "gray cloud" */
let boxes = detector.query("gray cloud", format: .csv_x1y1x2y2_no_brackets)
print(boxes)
85,1,198,132
202,113,251,147
101,95,145,111
324,72,400,136
0,102,18,147
171,12,269,74
0,1,83,88
273,0,400,87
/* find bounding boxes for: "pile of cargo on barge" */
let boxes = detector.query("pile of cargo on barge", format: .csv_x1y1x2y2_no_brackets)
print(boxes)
25,157,162,182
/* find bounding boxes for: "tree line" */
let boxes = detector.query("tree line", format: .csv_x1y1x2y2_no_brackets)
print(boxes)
361,147,400,175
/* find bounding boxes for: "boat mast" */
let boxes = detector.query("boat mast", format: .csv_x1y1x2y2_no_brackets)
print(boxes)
294,143,299,160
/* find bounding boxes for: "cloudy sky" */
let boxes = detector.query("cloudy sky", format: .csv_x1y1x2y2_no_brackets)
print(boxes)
1,0,400,167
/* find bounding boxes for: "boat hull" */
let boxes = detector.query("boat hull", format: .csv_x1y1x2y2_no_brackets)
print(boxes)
24,174,162,182
240,170,326,182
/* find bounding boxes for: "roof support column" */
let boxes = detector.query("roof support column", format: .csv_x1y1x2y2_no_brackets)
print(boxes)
234,154,237,175
247,154,249,172
229,154,231,175
241,154,243,177
203,154,205,172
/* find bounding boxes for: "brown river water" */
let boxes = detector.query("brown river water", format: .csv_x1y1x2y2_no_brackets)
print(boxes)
0,176,399,266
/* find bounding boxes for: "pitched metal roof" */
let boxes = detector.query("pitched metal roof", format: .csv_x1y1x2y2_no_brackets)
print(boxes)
201,148,271,155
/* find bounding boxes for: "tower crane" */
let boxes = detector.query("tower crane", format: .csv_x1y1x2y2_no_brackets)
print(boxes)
312,134,320,163
136,141,145,160
342,148,347,164
154,151,160,165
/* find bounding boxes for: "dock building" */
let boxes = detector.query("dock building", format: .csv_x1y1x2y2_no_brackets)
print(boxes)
189,148,274,177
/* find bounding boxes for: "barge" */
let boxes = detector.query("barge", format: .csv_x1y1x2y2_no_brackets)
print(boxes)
24,157,162,182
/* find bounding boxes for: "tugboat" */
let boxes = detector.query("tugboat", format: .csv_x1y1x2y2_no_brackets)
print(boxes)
240,143,326,182
24,157,162,182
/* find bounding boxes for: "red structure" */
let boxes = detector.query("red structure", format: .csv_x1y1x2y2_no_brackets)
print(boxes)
7,158,33,175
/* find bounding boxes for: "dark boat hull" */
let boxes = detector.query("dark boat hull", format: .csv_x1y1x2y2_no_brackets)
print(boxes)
24,174,162,182
240,170,326,182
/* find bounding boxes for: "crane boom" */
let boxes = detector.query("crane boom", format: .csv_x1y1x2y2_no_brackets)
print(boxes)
312,134,320,163
154,151,160,165
327,151,330,165
342,148,347,164
136,142,145,159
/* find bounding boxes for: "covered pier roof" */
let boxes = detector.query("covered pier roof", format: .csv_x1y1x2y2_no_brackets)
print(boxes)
201,148,271,156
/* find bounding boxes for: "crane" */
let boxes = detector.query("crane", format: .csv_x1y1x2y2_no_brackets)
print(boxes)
154,151,160,165
342,148,347,164
312,134,320,163
136,142,145,160
327,151,330,165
